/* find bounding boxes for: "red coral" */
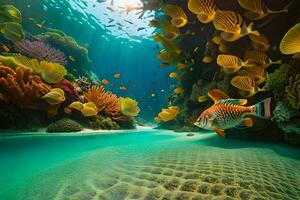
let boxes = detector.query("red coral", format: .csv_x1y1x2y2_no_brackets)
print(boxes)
53,79,79,103
84,85,126,120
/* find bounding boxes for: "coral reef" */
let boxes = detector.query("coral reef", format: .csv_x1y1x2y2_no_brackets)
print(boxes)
53,80,78,103
47,118,83,133
0,66,51,110
285,74,300,109
265,64,291,101
14,39,67,65
38,29,91,77
74,76,91,96
88,115,120,130
84,85,124,121
40,61,67,84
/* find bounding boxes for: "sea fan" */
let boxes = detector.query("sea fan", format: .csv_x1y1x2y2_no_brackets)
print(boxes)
14,40,67,65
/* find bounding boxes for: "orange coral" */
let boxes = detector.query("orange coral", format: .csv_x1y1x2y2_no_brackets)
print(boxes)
0,66,51,110
0,65,61,117
84,85,126,120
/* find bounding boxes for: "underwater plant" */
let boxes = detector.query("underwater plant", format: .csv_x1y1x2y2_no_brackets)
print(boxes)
46,118,83,133
42,88,66,106
285,74,300,110
119,97,140,117
84,85,122,120
14,40,67,65
0,66,51,110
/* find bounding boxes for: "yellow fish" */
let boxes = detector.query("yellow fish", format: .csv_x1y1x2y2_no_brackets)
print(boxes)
161,23,180,41
164,4,188,28
249,34,270,52
174,87,184,94
198,95,208,103
213,10,259,42
217,54,254,73
202,56,214,63
231,75,261,97
42,88,66,105
244,50,281,69
169,72,182,78
238,0,293,21
188,0,216,24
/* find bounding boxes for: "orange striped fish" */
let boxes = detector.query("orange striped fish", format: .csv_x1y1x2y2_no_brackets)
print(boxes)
194,89,270,138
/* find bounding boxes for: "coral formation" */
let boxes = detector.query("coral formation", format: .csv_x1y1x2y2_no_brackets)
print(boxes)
155,106,179,122
265,64,291,101
119,97,140,117
46,118,83,132
14,40,67,65
0,66,51,110
84,85,122,120
38,29,91,76
40,61,67,84
53,79,78,103
285,74,300,109
88,115,120,130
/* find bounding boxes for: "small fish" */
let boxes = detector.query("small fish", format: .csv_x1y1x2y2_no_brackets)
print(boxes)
124,20,133,24
231,75,263,97
107,7,115,12
0,43,10,52
36,23,43,29
69,56,76,61
106,24,116,28
174,87,184,94
102,79,109,85
119,86,127,90
108,18,114,23
194,89,270,138
188,0,216,24
194,47,200,53
137,27,146,31
114,73,121,78
202,56,214,63
96,0,106,3
198,96,208,103
217,54,254,73
159,62,170,67
169,72,182,79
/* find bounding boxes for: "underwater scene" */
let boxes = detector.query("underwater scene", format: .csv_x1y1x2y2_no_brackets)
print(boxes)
0,0,299,199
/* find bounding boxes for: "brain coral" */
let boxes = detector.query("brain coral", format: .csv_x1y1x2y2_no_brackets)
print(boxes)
285,74,300,109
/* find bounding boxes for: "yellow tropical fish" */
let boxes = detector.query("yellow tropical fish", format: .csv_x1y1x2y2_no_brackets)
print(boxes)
217,54,254,74
212,35,222,45
280,23,300,58
198,95,208,103
231,75,261,97
244,50,281,69
213,10,259,42
42,88,66,105
154,33,180,52
194,89,270,138
174,87,184,94
161,23,180,41
188,0,216,24
202,56,214,63
164,4,188,28
249,34,270,52
169,72,182,78
237,0,293,20
238,66,266,86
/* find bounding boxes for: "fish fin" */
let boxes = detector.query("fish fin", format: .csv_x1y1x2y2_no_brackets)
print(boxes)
208,89,230,103
246,22,259,36
218,99,248,106
254,97,272,119
243,117,253,127
214,128,225,138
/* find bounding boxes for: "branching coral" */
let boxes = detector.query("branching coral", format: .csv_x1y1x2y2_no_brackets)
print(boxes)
84,85,122,120
14,40,67,65
0,65,51,109
285,74,300,109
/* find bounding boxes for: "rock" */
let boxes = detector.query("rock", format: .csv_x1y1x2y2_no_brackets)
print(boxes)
186,133,195,137
47,118,83,132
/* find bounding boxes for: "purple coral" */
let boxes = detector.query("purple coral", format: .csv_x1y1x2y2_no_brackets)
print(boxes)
14,40,67,65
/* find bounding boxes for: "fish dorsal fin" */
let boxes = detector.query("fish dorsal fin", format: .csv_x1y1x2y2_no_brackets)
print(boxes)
217,99,248,106
208,89,230,103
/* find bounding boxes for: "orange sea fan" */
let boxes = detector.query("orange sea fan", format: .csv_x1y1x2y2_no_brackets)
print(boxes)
84,85,125,120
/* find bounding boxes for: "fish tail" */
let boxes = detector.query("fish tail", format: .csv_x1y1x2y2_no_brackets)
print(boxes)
253,97,272,119
269,58,282,65
247,22,259,36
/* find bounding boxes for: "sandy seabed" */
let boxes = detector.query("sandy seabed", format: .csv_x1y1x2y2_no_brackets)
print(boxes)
18,130,300,200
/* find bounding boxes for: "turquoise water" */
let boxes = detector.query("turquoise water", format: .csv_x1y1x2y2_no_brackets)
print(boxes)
0,129,299,200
